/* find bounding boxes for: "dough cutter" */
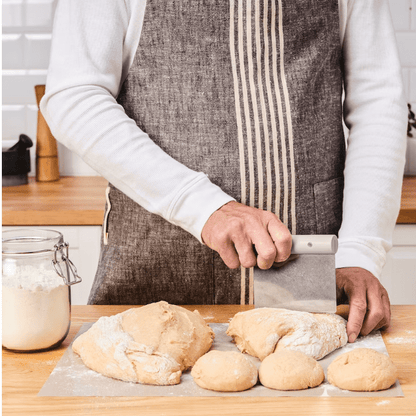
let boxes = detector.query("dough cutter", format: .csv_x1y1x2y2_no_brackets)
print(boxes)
253,234,338,313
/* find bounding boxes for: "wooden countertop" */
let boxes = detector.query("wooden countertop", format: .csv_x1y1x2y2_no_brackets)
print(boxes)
397,176,416,223
2,176,108,226
2,305,416,416
2,175,416,226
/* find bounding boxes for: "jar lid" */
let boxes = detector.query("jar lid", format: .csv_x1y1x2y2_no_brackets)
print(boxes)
2,228,63,255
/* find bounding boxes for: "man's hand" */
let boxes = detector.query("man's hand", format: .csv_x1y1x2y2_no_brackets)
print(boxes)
201,201,292,270
336,267,391,343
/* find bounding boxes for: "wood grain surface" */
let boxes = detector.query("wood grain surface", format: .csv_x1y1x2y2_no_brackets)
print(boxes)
2,305,416,416
34,85,60,182
397,176,416,223
2,175,416,226
2,176,107,225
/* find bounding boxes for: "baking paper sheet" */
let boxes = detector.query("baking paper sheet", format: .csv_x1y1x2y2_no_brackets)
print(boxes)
38,323,404,397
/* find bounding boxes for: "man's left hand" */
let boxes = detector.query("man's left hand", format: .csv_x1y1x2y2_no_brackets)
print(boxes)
336,267,391,343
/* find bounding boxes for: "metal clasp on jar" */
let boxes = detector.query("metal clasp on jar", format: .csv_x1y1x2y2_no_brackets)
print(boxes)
52,242,82,286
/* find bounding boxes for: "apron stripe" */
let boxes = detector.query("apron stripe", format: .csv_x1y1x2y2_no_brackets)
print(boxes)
233,0,296,304
277,0,297,234
239,0,256,305
238,0,255,208
263,0,280,217
231,0,302,303
240,267,247,305
248,266,255,305
230,0,246,206
230,0,248,305
246,0,264,211
271,0,288,225
255,0,272,213
260,0,273,214
247,0,265,305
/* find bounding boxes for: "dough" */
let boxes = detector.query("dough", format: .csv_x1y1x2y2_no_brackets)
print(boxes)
72,301,214,385
259,350,324,390
191,350,258,392
226,308,347,361
327,348,398,391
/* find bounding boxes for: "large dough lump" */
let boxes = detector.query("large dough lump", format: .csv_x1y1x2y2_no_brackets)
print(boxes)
72,301,214,385
259,350,324,390
226,308,347,361
328,348,398,391
191,350,258,392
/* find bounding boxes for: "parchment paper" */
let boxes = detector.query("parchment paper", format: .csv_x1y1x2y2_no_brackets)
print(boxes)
38,323,404,397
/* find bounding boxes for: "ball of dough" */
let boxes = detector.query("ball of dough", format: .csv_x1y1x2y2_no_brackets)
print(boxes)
191,351,258,392
259,350,324,390
72,301,214,385
328,348,398,391
227,308,347,361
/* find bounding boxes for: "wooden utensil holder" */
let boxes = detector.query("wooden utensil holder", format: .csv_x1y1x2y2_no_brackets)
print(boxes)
35,85,60,182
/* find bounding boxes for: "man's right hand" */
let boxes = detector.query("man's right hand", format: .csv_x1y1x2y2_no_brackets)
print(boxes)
201,201,292,270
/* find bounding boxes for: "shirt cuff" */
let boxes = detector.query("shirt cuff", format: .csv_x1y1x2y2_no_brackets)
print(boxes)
335,238,388,279
168,173,235,243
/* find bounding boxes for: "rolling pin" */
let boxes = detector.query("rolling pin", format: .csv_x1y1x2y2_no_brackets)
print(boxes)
34,84,60,182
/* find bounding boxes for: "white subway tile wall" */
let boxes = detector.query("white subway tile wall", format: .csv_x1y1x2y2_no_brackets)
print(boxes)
2,0,98,176
2,0,416,175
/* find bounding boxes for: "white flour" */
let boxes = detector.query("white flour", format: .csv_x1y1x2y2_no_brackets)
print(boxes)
2,264,70,351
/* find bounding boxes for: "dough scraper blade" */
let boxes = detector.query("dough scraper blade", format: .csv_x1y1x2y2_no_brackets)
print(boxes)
253,235,338,313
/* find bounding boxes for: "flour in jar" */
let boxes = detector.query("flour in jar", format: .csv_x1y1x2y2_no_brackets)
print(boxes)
2,264,70,351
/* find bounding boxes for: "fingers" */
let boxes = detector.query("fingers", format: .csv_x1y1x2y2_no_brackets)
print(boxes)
217,240,242,269
201,201,292,270
360,289,385,336
337,267,392,343
362,289,391,335
233,233,258,269
345,284,367,343
249,225,278,269
267,219,292,263
381,291,392,330
233,220,279,269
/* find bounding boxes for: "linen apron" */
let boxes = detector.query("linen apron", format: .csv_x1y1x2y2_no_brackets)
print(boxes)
88,0,346,305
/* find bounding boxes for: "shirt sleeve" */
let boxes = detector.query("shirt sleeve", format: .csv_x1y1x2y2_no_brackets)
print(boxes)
336,0,408,277
40,0,234,243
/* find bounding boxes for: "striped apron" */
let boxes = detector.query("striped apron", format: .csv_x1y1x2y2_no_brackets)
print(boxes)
88,0,346,305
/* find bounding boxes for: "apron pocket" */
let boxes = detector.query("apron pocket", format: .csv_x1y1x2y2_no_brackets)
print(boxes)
313,176,344,235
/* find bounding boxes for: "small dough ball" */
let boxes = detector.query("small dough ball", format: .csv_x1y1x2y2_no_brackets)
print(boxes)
259,350,324,390
327,348,398,391
191,351,258,392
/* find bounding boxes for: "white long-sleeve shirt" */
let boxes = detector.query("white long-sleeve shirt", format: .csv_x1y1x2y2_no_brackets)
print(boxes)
41,0,407,279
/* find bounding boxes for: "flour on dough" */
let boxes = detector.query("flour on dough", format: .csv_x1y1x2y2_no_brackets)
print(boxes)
259,350,324,390
72,301,214,385
191,350,258,392
226,308,347,361
327,348,398,391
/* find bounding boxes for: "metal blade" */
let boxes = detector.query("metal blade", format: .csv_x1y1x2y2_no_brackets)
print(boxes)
253,253,337,313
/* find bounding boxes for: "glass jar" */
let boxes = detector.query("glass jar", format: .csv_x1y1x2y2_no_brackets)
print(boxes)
2,229,82,352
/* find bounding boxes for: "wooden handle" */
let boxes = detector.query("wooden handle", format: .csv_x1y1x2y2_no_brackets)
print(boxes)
35,84,59,182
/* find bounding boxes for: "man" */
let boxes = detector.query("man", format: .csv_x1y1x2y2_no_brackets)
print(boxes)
41,0,407,343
